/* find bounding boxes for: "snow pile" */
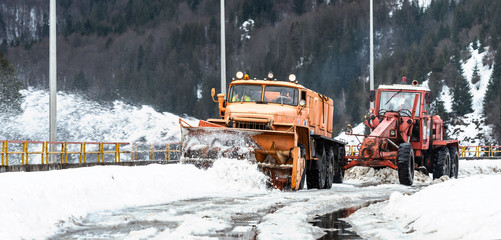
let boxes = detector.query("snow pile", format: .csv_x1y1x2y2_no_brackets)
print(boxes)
459,159,501,176
206,158,269,192
345,166,432,185
346,174,501,240
335,122,366,145
0,88,198,144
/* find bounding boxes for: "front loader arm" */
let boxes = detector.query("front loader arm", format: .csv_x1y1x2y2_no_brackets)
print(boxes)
359,115,398,158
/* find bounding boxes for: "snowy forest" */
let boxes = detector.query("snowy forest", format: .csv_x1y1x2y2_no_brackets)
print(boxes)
0,0,500,143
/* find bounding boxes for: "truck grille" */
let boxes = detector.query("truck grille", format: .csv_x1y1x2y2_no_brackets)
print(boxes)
235,121,268,130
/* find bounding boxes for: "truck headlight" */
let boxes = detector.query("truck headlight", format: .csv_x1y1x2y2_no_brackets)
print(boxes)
236,71,244,80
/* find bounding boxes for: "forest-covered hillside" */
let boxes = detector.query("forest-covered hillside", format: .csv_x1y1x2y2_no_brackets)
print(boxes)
0,0,500,142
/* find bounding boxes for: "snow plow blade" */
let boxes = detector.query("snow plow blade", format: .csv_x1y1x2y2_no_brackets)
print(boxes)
179,118,306,190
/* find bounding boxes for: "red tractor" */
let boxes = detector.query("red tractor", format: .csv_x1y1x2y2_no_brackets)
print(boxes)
344,78,459,185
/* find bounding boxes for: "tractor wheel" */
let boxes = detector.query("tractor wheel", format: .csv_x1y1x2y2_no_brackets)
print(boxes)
433,147,450,179
307,146,326,189
333,146,345,183
448,146,459,179
324,146,334,189
397,143,415,186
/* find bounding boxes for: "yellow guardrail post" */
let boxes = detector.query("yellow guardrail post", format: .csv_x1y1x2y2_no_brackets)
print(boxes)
23,141,28,165
41,142,45,164
79,143,83,163
115,143,119,163
59,143,63,163
99,142,104,163
45,142,49,164
5,141,9,166
167,144,170,162
64,142,68,164
83,142,87,163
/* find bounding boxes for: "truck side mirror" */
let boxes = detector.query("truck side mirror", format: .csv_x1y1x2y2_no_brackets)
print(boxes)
369,90,375,102
211,88,218,102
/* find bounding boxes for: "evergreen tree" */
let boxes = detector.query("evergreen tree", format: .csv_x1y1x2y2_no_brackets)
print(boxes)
0,50,23,113
483,49,501,142
471,62,481,85
432,98,449,124
451,55,473,116
451,75,473,116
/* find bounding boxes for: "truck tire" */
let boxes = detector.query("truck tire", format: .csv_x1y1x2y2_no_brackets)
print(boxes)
324,146,334,189
307,147,326,189
397,143,414,186
433,147,450,179
333,146,345,183
448,146,459,179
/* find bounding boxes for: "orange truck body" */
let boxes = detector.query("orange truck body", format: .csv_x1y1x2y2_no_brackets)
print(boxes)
180,73,345,190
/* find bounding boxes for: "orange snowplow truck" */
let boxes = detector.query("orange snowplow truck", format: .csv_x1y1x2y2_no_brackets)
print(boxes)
179,72,346,190
344,78,459,185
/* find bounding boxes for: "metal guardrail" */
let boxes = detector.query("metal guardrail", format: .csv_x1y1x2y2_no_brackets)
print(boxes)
459,146,501,158
0,140,181,166
345,145,501,158
2,141,499,167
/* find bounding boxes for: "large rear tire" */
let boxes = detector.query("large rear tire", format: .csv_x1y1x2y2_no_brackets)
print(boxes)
433,147,450,179
333,146,345,183
448,146,459,179
324,146,334,189
397,143,415,186
307,146,326,189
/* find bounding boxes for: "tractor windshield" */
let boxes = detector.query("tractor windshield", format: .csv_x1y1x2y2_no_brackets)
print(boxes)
264,86,299,106
229,84,263,103
379,91,421,117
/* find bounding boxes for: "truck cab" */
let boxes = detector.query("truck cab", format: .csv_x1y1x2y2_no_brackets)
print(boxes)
372,81,433,153
209,72,334,138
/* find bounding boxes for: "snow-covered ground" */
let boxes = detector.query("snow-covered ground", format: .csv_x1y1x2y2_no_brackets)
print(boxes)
1,159,500,239
346,160,501,240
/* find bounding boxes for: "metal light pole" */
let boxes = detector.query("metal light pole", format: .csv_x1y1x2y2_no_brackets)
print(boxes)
49,0,57,163
220,0,226,96
369,0,375,110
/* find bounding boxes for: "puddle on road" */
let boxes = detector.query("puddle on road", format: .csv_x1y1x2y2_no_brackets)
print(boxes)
311,202,377,240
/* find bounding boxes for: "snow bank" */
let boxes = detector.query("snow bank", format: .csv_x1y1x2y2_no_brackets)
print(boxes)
344,166,432,185
347,174,501,240
459,159,501,176
0,160,268,239
346,159,501,240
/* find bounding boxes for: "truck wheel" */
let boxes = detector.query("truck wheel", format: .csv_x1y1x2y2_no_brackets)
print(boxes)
307,147,326,189
333,146,345,183
448,146,459,179
324,146,334,189
433,147,450,179
397,143,414,186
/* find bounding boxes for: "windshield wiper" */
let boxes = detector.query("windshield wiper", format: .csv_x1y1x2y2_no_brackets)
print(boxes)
255,100,268,104
385,89,403,105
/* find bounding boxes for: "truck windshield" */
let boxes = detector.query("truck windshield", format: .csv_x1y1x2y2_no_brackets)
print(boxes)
229,84,263,103
264,86,298,106
379,91,421,117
